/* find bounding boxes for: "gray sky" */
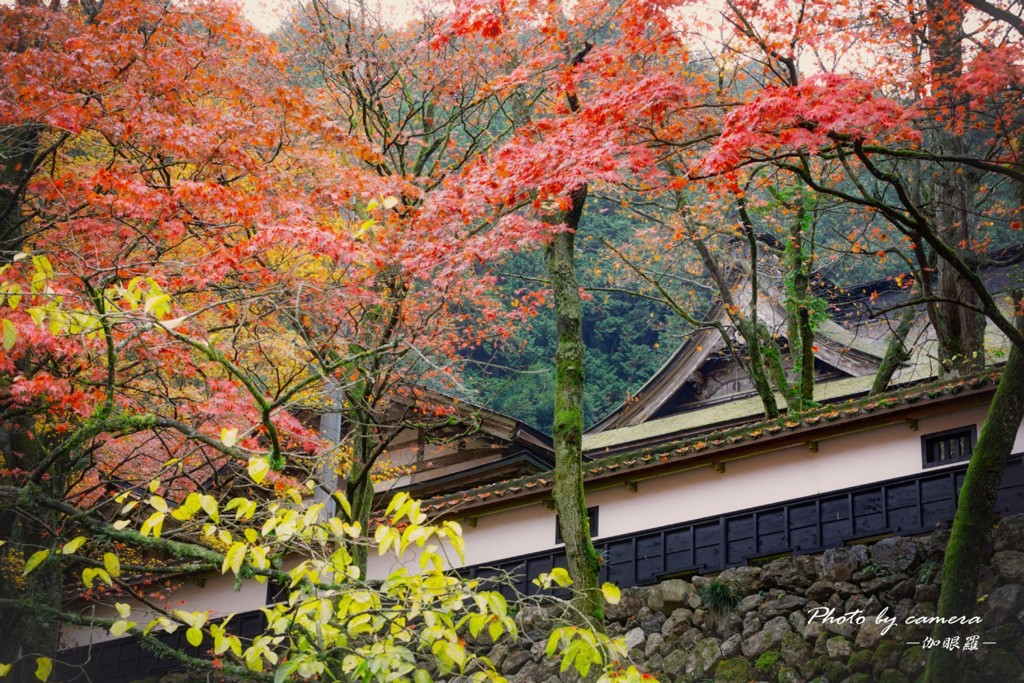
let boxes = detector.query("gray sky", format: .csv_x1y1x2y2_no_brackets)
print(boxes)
241,0,420,33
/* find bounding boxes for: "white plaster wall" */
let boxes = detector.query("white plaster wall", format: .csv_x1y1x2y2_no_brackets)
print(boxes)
61,572,268,648
427,403,1020,571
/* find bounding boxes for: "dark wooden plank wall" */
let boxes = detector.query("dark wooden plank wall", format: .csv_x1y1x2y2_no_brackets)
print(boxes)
466,454,1024,599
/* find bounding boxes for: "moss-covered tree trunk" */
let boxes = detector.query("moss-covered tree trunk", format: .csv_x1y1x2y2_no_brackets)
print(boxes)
0,118,63,677
869,302,914,396
546,184,604,628
923,319,1024,682
783,192,817,410
343,412,378,576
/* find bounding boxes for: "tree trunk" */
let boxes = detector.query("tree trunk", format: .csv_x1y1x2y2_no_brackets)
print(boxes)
693,237,780,419
344,418,377,577
923,319,1024,681
546,184,604,628
869,303,915,396
0,119,62,676
784,193,816,409
924,0,986,377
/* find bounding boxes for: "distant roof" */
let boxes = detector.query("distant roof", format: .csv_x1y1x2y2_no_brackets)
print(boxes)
587,246,1021,435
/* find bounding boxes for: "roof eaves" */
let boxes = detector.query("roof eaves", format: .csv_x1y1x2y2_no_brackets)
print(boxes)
419,371,1000,518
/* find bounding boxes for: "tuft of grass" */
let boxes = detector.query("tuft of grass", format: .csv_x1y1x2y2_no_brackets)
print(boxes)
699,579,739,614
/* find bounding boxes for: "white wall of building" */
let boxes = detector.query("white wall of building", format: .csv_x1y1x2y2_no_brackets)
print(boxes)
435,404,1019,572
61,572,268,648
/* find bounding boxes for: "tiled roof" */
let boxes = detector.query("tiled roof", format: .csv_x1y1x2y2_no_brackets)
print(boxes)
419,371,1000,516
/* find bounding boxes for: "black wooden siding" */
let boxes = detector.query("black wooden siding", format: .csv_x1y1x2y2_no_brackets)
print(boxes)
54,610,267,682
52,453,1024,683
464,454,1024,598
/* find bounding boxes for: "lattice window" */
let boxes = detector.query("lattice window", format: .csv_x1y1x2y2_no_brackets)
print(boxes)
922,426,976,468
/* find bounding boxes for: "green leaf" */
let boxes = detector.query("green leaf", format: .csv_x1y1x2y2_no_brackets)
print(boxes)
274,660,299,683
34,657,52,682
2,319,16,351
601,582,621,605
413,670,433,683
23,549,50,576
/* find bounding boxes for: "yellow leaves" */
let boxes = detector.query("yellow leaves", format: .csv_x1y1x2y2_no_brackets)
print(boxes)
61,537,87,555
143,291,171,318
110,605,136,637
375,525,400,556
441,521,465,563
81,567,112,588
386,492,426,525
242,635,281,672
328,516,361,539
159,315,187,331
173,610,207,629
533,567,573,589
2,319,16,351
545,625,608,680
249,544,269,570
103,552,121,578
30,255,53,294
600,582,621,605
172,610,209,647
34,657,51,682
222,541,247,576
199,494,220,523
0,282,18,311
248,456,271,484
140,511,166,537
171,491,215,523
225,497,258,521
221,427,239,448
211,622,242,657
354,219,376,240
149,496,169,514
23,549,50,576
0,662,10,677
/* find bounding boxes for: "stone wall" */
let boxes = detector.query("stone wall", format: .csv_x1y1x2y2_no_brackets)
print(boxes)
135,515,1024,683
496,514,1024,683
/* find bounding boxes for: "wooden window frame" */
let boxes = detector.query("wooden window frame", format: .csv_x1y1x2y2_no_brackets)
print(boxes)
921,425,977,469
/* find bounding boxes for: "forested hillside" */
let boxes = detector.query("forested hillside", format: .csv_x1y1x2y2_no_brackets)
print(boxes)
461,202,693,433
